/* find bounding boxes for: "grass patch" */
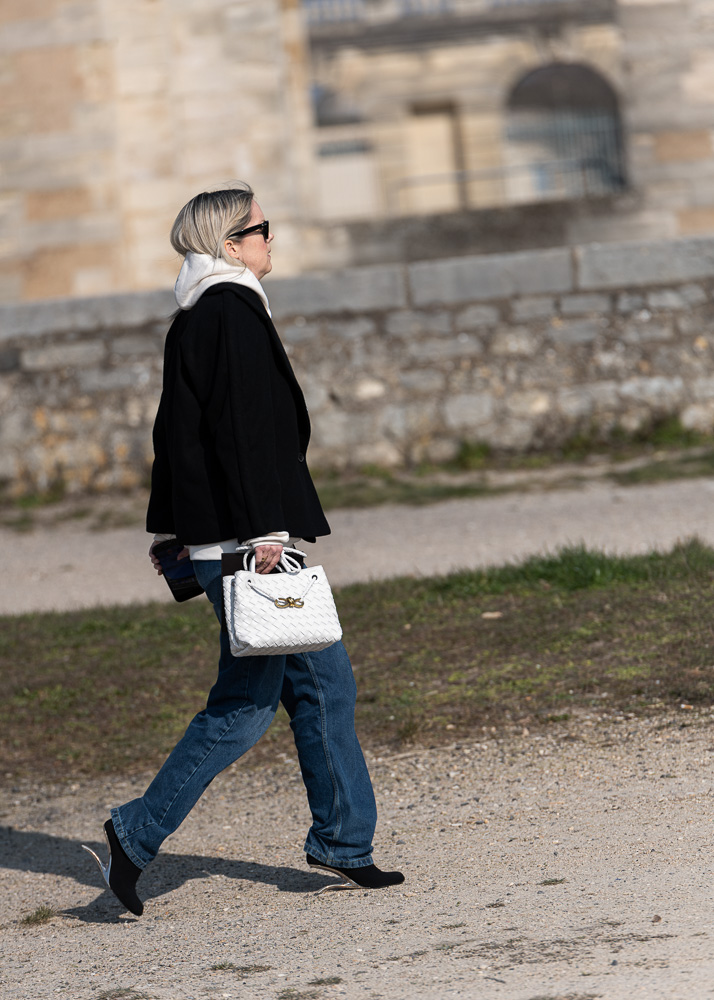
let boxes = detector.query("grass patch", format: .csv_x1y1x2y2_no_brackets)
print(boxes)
210,963,272,973
610,448,714,487
2,540,714,784
313,466,493,510
312,418,714,510
308,977,343,986
19,905,56,926
94,992,151,1000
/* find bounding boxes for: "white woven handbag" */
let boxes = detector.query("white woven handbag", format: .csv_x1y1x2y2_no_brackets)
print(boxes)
222,547,342,657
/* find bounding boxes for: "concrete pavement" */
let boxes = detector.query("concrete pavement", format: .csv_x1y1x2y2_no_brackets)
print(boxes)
3,475,713,615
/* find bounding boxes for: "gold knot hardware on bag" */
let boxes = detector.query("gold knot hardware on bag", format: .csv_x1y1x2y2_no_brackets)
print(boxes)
274,597,305,609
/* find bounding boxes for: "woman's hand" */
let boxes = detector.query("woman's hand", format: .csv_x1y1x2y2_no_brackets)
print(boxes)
254,543,283,574
149,542,189,576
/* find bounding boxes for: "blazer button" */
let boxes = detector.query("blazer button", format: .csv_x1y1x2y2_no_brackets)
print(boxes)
297,452,305,462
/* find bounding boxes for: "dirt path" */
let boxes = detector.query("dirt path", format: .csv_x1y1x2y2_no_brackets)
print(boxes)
2,712,713,999
3,476,714,998
3,475,714,614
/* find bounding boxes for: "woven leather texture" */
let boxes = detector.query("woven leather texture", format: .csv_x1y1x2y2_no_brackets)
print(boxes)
223,564,342,657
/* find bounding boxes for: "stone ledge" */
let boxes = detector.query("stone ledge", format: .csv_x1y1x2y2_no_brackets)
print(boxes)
408,248,573,306
266,265,408,318
576,237,714,291
0,290,176,343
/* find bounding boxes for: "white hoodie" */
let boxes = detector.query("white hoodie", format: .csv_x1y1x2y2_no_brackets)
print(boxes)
174,251,272,316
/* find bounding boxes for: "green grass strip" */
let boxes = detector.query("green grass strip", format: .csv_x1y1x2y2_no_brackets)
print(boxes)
2,540,713,785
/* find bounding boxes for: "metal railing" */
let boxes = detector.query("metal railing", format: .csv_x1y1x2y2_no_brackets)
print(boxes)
389,157,626,211
303,0,588,25
303,0,455,25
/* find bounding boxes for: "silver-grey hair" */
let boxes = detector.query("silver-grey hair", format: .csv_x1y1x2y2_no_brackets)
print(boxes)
170,183,255,262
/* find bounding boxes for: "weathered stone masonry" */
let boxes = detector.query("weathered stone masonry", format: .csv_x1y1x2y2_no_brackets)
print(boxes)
3,236,714,496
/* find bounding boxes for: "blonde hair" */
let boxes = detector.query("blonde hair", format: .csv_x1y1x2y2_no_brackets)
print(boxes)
170,183,255,262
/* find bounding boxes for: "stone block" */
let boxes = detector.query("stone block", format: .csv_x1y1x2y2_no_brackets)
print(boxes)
654,129,713,163
303,383,329,413
577,237,714,290
399,370,446,393
0,348,20,372
326,317,376,341
111,335,162,356
455,304,500,329
21,341,106,371
283,321,321,345
681,403,714,432
385,310,451,337
424,437,459,464
267,265,408,318
351,377,387,402
692,376,714,401
647,289,689,310
0,289,176,342
407,333,482,361
506,390,551,418
351,439,402,467
617,293,645,313
487,418,535,450
409,248,573,306
678,208,714,236
380,401,439,439
0,448,17,485
676,312,714,336
490,327,539,356
560,293,610,316
557,387,593,419
548,318,607,344
0,408,34,448
557,381,618,418
622,320,674,343
78,368,141,393
680,284,709,306
511,297,555,321
619,376,685,406
589,381,620,409
443,393,495,430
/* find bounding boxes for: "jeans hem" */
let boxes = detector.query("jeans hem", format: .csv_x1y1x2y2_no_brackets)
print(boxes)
305,842,374,869
110,807,150,870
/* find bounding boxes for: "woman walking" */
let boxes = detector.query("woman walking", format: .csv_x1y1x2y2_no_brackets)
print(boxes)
85,183,403,916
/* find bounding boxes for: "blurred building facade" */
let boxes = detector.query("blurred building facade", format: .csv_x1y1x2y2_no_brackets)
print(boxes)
2,0,714,302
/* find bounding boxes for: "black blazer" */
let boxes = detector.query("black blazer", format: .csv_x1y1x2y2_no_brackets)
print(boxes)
146,283,330,545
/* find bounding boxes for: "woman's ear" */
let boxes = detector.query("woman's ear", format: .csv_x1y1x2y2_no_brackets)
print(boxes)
224,239,241,260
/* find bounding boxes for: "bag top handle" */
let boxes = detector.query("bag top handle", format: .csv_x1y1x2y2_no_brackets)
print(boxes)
242,545,307,574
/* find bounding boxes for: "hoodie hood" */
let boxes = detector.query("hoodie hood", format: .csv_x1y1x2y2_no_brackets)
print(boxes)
174,252,272,316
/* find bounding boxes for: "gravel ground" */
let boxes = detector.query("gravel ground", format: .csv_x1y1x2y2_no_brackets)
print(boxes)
3,475,714,998
2,713,714,999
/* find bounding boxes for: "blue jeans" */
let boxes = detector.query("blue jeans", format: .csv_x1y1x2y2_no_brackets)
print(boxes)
111,560,377,870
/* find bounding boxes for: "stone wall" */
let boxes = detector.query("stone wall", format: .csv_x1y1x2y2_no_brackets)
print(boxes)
0,0,314,301
3,236,714,496
5,1,714,304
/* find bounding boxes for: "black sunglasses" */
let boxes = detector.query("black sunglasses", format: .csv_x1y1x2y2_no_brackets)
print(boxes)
227,220,270,241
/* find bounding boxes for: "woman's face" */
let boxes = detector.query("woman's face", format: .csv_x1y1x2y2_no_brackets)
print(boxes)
224,200,274,280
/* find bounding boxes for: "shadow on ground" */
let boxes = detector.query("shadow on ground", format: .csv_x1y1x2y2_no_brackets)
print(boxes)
2,825,332,924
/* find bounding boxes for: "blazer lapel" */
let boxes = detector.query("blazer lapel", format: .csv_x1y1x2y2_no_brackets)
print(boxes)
218,283,311,428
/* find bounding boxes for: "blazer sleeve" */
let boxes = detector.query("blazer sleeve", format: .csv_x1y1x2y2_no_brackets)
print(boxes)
179,291,287,538
145,392,176,533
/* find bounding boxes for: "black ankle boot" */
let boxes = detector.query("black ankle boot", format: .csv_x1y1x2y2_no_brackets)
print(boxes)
307,854,405,890
82,819,144,916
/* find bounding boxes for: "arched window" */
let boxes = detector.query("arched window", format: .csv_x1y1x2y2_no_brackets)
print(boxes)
505,63,626,203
